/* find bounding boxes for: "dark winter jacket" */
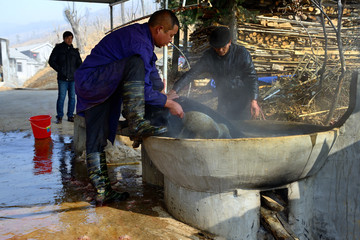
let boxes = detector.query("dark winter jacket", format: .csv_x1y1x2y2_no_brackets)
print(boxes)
173,44,259,102
49,42,82,81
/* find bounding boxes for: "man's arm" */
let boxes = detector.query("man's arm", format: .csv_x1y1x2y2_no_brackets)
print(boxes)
242,49,259,101
165,98,184,118
149,67,164,92
48,45,60,72
242,49,260,119
75,49,82,68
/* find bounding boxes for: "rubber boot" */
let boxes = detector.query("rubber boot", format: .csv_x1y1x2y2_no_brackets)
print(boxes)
86,152,129,206
121,79,167,139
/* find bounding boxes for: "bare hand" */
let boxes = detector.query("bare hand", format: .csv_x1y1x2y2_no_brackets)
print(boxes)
165,99,184,118
250,100,260,119
166,90,179,101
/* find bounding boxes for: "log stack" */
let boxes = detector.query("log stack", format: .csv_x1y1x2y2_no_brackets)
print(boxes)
189,3,360,77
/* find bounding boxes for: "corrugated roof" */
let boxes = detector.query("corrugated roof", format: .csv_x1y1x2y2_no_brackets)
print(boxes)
10,48,42,64
15,43,53,52
53,0,130,5
9,48,30,60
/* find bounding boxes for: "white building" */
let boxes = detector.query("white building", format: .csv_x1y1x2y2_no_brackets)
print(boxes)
0,38,52,88
15,42,53,64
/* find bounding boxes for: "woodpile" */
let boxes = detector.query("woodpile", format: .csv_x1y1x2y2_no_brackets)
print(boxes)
259,190,300,240
189,3,360,77
185,3,358,125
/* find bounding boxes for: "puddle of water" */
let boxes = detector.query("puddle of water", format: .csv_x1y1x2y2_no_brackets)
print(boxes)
0,131,206,240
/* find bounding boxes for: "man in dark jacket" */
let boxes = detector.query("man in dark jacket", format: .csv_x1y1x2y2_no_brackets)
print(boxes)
49,31,82,124
171,26,260,120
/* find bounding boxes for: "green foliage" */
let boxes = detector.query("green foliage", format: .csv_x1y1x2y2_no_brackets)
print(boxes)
160,0,258,28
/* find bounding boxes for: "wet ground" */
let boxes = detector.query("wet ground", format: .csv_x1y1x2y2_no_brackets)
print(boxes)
0,131,213,240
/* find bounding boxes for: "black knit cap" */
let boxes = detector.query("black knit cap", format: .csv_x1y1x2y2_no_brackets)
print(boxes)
63,31,74,40
209,26,231,48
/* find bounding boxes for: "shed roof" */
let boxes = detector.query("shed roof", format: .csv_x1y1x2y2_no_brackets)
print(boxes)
16,43,53,53
54,0,130,5
10,48,43,64
10,48,32,60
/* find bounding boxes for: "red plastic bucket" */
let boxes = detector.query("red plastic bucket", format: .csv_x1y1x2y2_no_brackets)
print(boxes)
29,115,52,139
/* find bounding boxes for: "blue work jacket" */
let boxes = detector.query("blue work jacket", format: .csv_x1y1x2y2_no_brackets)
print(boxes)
75,23,167,113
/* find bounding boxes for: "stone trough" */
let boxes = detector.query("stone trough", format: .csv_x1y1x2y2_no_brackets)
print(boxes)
142,71,359,239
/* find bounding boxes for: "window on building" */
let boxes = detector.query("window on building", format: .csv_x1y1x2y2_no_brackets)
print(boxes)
17,62,22,72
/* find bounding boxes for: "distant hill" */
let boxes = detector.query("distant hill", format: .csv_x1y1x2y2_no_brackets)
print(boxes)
3,20,67,46
3,7,109,47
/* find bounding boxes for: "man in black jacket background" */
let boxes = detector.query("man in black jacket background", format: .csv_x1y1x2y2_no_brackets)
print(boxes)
171,26,260,120
49,31,82,124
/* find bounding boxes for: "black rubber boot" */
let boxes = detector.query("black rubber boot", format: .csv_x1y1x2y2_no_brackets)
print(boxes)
121,78,167,138
86,152,129,206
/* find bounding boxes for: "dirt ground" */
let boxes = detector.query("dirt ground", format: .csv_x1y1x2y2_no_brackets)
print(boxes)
0,89,221,240
0,89,73,135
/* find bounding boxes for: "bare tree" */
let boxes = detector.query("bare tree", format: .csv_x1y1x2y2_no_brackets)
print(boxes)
317,0,328,89
64,2,85,53
311,0,347,124
53,26,62,43
121,2,126,24
140,0,145,16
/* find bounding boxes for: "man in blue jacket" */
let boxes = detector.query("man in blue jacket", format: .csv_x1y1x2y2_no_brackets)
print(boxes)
49,31,82,124
75,9,183,206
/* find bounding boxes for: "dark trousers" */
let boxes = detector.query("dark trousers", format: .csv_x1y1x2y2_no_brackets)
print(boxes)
217,88,251,120
84,56,144,154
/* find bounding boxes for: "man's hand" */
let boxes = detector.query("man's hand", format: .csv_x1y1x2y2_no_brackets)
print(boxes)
250,99,260,119
166,90,179,100
165,99,184,118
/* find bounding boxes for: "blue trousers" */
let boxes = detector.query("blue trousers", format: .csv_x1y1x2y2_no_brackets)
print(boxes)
57,80,75,119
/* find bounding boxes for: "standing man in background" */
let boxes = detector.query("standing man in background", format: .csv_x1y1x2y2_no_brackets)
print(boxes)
49,31,82,124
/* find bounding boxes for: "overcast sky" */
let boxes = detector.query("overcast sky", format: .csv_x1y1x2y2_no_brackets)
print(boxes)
0,0,161,45
0,0,107,26
0,0,108,41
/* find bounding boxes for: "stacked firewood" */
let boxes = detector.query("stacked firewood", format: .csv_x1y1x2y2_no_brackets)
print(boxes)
260,190,300,240
189,3,360,77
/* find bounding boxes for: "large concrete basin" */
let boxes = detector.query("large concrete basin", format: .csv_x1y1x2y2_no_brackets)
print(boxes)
143,121,339,192
141,72,358,239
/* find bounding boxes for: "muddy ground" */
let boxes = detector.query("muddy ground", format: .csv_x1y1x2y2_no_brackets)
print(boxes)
0,89,220,240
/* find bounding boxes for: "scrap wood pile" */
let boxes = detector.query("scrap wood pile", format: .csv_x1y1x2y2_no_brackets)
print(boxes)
237,3,360,77
258,68,351,125
189,3,360,76
259,189,300,240
187,2,359,125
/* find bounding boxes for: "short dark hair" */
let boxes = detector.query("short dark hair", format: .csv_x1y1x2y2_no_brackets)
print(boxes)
209,26,231,48
63,31,73,40
148,9,179,31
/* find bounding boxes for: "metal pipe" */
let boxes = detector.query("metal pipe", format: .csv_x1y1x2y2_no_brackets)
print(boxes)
110,4,113,30
163,0,168,92
169,42,191,69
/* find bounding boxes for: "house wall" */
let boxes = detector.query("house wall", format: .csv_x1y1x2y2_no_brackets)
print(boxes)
16,59,29,85
14,59,43,87
36,45,53,64
21,45,53,64
0,39,11,86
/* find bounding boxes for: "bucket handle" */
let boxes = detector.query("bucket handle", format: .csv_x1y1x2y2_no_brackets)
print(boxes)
30,122,51,130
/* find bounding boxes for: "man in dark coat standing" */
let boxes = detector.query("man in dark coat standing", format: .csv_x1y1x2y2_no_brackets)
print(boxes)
49,31,82,124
